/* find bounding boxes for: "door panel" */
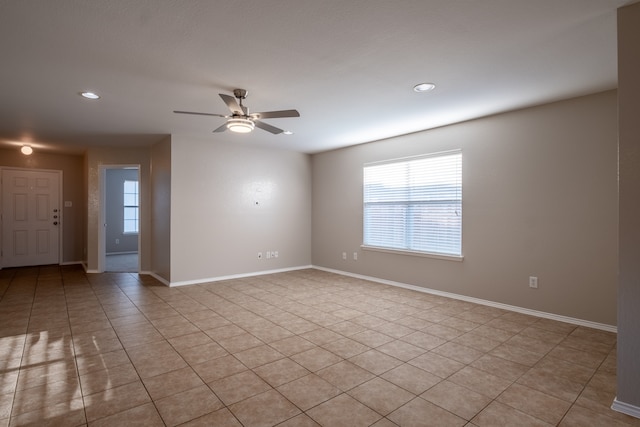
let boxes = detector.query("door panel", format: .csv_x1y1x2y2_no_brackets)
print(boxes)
2,169,61,267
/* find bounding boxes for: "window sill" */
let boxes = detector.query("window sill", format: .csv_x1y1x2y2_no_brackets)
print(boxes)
123,232,139,236
361,245,464,262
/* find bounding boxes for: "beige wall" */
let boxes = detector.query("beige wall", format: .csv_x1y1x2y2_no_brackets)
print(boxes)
312,90,618,326
85,146,151,272
0,148,84,264
150,136,172,282
616,1,640,414
169,135,312,284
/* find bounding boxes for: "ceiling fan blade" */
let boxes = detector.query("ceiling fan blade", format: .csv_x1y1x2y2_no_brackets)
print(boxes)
213,123,228,133
174,110,227,118
252,109,300,119
219,94,243,115
254,120,284,134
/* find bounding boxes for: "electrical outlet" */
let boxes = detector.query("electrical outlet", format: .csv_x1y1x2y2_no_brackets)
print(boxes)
342,252,347,260
529,276,538,288
257,252,263,259
115,239,119,244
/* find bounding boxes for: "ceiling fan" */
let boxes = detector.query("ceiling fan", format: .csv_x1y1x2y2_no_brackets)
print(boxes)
174,89,300,134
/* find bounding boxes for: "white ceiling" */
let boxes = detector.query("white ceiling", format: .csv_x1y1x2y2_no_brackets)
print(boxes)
0,0,630,155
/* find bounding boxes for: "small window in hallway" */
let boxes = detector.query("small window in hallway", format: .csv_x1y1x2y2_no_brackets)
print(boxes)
123,179,139,233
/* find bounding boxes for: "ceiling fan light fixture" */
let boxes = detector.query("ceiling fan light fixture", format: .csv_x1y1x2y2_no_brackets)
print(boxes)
413,83,436,93
226,118,255,133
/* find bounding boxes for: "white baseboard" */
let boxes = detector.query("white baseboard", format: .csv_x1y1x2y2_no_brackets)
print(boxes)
60,261,84,266
612,398,640,419
313,266,617,333
148,271,170,286
167,265,314,287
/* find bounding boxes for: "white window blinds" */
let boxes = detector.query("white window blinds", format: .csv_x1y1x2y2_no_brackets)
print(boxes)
363,150,462,256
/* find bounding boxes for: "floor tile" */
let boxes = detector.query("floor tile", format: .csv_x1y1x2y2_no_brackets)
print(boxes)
400,331,448,350
217,333,264,353
89,402,164,427
79,362,139,396
469,354,529,382
0,267,630,427
83,380,151,422
253,358,310,387
376,339,426,361
448,366,512,399
408,352,465,378
387,397,466,427
348,377,415,415
155,384,223,426
228,389,300,427
559,401,636,427
267,336,317,358
177,341,229,365
179,407,243,427
517,368,584,402
209,370,272,405
317,360,375,391
193,355,248,383
142,366,204,400
233,344,284,368
497,383,571,425
291,347,343,372
306,393,382,427
276,413,321,427
421,380,492,420
472,401,552,427
278,374,341,410
8,397,86,427
380,363,441,395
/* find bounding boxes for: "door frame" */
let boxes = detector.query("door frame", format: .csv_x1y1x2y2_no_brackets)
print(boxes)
0,167,63,269
98,164,140,273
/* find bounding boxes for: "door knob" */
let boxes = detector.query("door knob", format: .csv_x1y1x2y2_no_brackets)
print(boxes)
53,221,58,225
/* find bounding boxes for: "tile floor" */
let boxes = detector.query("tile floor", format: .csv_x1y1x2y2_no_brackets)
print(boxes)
0,265,638,427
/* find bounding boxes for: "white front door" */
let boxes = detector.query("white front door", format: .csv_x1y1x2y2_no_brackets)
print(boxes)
1,168,61,267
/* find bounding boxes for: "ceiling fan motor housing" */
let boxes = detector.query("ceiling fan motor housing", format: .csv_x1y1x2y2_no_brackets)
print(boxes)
233,89,248,99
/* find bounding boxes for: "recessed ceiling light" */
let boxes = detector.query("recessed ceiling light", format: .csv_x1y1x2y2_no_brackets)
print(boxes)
413,83,436,93
80,91,100,100
283,131,293,135
21,145,33,155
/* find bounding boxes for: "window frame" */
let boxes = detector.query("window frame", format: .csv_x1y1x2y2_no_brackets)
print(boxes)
361,150,463,262
123,179,139,235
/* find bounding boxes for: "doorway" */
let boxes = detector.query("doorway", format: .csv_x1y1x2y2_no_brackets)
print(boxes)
99,165,140,272
1,168,62,268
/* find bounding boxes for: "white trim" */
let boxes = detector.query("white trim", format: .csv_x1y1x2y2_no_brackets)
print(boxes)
148,271,170,286
313,266,617,333
612,398,640,419
168,265,314,287
60,261,83,266
361,245,463,262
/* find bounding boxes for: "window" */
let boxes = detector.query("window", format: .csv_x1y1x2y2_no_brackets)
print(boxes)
123,180,139,234
363,150,462,257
